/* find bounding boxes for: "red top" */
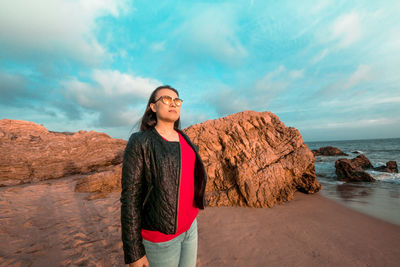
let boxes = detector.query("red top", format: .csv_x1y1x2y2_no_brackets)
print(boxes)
141,132,199,242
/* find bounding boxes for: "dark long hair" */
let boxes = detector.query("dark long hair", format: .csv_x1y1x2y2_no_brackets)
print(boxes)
130,85,181,133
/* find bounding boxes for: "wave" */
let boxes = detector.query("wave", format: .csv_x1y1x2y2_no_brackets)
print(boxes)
366,170,400,185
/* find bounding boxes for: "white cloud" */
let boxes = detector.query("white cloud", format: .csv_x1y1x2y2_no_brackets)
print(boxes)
207,85,252,116
252,65,289,109
150,41,166,52
174,5,247,64
310,0,333,14
180,109,209,128
304,117,396,130
0,0,129,64
312,48,329,64
311,64,375,100
259,65,286,81
0,72,30,105
332,12,362,47
321,95,400,111
206,65,306,116
255,74,288,95
343,64,374,89
254,65,303,94
61,69,162,127
91,69,157,97
289,69,305,79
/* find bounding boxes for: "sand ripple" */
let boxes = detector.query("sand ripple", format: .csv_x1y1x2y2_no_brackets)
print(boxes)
0,175,124,266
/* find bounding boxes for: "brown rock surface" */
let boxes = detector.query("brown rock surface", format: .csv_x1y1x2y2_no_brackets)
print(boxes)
312,146,348,156
183,110,321,208
0,119,126,186
1,111,321,207
351,154,374,169
335,154,376,182
373,161,398,173
74,164,122,200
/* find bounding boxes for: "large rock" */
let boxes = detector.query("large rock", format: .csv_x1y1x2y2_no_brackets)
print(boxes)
183,110,321,208
1,113,321,208
373,161,398,173
312,146,348,156
74,164,122,200
351,154,373,169
0,119,126,186
335,154,375,182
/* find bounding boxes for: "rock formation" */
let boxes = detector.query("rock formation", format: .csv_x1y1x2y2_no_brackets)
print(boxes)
0,119,125,186
312,146,348,156
350,154,374,169
74,164,122,200
335,154,375,182
1,112,321,208
183,110,321,208
373,161,398,173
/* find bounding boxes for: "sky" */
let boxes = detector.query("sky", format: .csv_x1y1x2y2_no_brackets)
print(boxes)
1,0,399,142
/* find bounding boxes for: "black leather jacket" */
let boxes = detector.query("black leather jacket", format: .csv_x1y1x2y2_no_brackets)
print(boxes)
120,126,207,264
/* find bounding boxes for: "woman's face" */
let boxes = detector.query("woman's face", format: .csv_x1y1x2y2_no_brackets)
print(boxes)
149,88,181,123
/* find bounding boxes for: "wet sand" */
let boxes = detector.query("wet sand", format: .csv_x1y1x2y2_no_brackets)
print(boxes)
1,176,399,266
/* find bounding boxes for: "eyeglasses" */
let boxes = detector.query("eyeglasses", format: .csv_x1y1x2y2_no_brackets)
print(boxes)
154,95,183,107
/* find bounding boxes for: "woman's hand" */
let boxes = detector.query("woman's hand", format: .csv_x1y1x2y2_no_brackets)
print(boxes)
128,255,149,267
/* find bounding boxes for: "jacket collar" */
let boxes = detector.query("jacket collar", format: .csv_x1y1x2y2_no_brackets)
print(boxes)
149,126,191,145
150,126,182,143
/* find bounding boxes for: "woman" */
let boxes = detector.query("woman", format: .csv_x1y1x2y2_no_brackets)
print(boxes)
120,85,207,267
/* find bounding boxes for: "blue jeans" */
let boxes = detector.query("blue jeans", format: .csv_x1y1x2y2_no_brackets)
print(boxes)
142,217,198,267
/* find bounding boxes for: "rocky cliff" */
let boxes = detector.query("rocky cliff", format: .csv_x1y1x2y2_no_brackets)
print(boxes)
183,110,321,207
0,111,321,207
0,119,125,187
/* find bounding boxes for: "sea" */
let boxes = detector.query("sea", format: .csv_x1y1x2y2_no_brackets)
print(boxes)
304,137,400,226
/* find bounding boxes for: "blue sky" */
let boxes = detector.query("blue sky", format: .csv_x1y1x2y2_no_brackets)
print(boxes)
1,0,399,142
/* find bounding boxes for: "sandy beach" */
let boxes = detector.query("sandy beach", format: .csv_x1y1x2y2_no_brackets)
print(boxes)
197,191,400,266
0,175,399,266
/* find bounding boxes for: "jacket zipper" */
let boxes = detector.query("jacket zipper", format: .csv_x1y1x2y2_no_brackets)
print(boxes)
175,142,182,234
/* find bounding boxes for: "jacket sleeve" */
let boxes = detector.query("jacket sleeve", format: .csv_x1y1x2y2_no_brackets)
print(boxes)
120,133,146,264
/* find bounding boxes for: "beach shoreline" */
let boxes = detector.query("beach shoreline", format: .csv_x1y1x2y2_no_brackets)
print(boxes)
0,177,399,266
197,191,400,266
